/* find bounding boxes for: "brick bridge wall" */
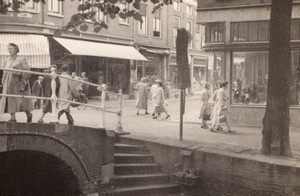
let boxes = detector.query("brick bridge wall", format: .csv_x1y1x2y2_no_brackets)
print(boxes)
0,122,115,195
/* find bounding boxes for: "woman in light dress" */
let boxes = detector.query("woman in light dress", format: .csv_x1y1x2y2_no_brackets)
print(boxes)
199,82,210,129
153,82,170,119
210,81,235,133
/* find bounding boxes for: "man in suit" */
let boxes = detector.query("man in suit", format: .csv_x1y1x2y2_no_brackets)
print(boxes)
32,76,44,109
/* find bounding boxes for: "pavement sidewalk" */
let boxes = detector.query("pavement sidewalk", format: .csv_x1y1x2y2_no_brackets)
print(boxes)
1,96,300,160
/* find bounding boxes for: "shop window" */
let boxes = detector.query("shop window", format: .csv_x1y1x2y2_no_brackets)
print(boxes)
207,52,226,93
48,0,63,16
119,1,129,25
96,8,108,23
193,58,207,91
173,16,180,47
205,23,224,43
153,9,161,38
138,4,147,35
231,21,270,42
174,0,180,11
232,52,269,105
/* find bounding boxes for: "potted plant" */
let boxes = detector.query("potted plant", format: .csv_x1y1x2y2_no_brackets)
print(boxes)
171,163,201,186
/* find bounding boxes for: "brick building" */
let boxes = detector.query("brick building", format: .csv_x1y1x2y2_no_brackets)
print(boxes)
0,0,206,95
196,0,300,127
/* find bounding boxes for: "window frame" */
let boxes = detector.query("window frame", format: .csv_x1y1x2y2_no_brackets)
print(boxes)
153,9,161,38
119,1,130,25
173,0,181,12
186,20,193,48
173,16,181,47
5,0,39,13
186,4,193,16
48,0,63,17
204,23,225,43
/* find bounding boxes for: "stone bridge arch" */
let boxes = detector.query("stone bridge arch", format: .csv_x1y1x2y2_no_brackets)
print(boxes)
0,122,115,195
0,132,90,193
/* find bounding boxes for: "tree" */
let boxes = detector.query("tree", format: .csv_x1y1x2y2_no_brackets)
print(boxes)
261,0,293,156
0,0,173,35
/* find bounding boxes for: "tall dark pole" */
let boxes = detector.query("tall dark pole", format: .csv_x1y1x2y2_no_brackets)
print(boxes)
176,28,191,141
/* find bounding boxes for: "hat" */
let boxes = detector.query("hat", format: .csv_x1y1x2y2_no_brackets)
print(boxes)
141,77,146,82
38,76,44,79
50,64,57,69
155,79,161,83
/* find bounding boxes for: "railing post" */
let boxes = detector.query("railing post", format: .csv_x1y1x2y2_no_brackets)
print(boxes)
50,67,58,123
99,84,107,129
115,89,123,133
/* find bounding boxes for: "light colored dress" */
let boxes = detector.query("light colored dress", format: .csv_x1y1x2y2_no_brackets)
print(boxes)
199,89,210,119
155,86,169,114
0,55,33,113
135,82,149,110
149,84,158,113
210,88,227,126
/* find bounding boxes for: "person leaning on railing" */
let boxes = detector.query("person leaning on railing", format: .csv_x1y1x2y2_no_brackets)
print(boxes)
0,43,33,123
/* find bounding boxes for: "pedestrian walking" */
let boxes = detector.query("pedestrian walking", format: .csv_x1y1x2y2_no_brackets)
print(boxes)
135,77,149,115
58,64,79,125
199,82,210,129
0,43,33,122
37,65,60,123
149,79,159,116
153,82,170,119
32,76,44,109
210,81,235,133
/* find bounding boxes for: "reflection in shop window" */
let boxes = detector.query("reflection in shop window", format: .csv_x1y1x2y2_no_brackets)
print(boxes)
207,52,226,94
193,58,207,91
232,52,269,105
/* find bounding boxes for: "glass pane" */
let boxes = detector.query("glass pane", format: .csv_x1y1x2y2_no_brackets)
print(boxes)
232,52,269,105
218,24,224,42
291,20,300,40
238,23,248,41
258,22,269,41
207,52,225,93
193,66,207,90
248,22,258,41
291,51,300,105
231,23,238,42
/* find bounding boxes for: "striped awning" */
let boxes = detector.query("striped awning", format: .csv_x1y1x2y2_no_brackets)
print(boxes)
0,34,50,68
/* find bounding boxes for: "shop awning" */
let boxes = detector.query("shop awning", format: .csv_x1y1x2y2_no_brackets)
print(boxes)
0,34,50,68
53,37,148,61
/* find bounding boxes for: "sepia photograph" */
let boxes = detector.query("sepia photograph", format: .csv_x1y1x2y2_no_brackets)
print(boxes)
0,0,299,195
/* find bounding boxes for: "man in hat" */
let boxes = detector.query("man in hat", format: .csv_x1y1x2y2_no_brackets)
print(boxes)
32,75,44,109
134,77,149,115
37,64,60,123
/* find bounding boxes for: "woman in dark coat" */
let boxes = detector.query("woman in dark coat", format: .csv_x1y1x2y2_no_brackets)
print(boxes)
0,43,33,122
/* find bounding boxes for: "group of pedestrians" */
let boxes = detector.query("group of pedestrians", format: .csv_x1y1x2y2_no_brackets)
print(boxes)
135,77,170,119
199,81,235,133
0,43,85,125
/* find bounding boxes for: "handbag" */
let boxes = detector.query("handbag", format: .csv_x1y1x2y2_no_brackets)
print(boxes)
19,80,28,92
202,114,211,121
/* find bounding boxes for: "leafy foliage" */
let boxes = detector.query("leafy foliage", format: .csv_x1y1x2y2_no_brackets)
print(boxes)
0,0,176,35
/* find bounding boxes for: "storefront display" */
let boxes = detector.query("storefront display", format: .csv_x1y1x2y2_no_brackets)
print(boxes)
207,52,226,94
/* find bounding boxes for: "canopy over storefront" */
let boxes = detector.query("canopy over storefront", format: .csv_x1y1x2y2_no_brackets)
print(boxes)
53,37,148,61
0,34,50,68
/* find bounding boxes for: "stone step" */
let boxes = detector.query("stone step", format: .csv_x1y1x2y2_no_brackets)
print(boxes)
114,163,161,175
114,143,150,154
114,153,154,164
113,173,170,187
101,183,180,196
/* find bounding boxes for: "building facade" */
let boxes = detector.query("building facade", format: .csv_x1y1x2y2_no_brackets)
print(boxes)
197,0,300,127
0,0,206,96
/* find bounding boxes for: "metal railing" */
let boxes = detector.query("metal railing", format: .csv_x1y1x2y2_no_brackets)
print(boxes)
0,67,123,132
